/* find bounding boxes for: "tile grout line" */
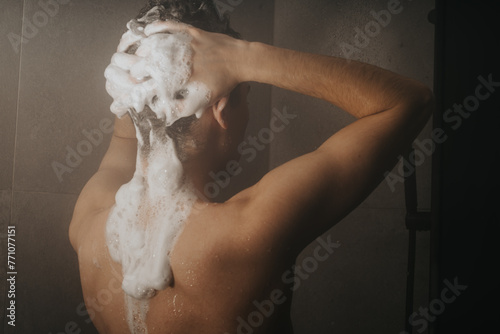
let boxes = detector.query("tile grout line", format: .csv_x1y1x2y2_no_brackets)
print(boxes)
10,0,27,227
10,190,80,197
4,1,27,333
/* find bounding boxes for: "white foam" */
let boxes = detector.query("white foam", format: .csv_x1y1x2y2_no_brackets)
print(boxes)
104,6,210,333
125,296,149,333
104,13,210,123
106,139,197,299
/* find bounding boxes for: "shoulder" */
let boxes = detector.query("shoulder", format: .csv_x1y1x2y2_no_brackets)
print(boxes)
69,204,110,252
225,151,337,257
200,180,321,265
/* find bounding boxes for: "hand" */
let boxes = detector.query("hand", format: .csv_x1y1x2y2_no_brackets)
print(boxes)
145,21,247,106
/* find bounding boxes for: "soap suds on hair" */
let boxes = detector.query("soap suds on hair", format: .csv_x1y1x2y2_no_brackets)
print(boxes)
103,6,209,333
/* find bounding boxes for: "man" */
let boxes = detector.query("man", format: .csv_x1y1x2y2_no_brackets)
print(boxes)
69,1,434,333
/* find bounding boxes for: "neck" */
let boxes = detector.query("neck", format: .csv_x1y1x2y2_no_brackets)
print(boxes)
182,151,227,202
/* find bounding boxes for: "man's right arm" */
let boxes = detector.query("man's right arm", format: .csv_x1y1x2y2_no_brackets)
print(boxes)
240,41,432,119
128,23,434,255
230,40,434,254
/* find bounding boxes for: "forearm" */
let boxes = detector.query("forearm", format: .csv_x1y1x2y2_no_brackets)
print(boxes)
97,115,137,173
147,22,431,118
238,41,431,119
112,114,136,139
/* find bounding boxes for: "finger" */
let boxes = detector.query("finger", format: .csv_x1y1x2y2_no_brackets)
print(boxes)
117,30,143,53
144,20,190,36
104,65,136,97
111,52,141,71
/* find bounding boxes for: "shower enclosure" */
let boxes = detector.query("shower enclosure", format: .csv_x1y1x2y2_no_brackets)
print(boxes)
0,1,453,333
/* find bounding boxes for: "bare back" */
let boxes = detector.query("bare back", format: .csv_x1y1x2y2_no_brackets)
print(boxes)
76,193,295,334
70,26,433,334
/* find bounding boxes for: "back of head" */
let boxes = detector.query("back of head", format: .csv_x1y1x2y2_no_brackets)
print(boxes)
127,0,241,162
137,0,240,38
105,3,244,317
105,1,245,305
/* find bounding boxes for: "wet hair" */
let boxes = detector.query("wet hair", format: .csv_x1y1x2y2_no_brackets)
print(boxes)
137,0,240,39
130,0,241,162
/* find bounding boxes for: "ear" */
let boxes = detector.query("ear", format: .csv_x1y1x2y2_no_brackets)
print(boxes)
211,96,229,130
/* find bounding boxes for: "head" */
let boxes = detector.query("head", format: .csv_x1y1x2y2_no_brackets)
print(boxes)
130,0,250,183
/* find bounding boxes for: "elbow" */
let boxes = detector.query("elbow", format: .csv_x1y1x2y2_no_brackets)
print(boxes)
418,86,435,122
419,85,435,110
403,83,435,123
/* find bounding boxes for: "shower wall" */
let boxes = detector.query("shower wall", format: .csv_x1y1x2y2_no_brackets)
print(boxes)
0,0,434,333
1,1,152,332
270,0,435,333
0,0,273,333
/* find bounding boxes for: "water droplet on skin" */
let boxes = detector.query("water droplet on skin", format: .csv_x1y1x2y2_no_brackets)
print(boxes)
104,6,207,331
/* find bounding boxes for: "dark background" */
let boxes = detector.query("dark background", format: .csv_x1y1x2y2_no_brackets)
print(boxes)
435,0,500,333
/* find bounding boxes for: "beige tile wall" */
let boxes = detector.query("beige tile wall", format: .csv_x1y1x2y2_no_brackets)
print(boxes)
1,0,433,333
1,0,273,333
271,0,435,333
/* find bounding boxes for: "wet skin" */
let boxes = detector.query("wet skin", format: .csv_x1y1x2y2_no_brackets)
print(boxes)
70,25,433,333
